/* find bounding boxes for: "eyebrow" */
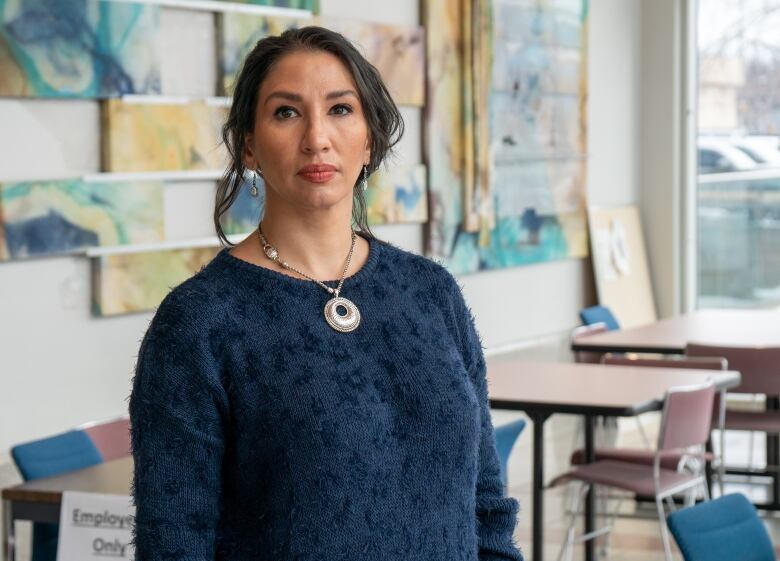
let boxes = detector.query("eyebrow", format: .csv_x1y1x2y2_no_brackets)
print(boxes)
264,89,359,105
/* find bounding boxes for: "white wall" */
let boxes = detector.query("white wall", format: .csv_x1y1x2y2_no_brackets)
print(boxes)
0,0,643,455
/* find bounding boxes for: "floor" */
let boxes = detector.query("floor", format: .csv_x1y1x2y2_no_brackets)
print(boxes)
497,407,780,560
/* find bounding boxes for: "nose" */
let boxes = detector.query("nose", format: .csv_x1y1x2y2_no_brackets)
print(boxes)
300,112,331,154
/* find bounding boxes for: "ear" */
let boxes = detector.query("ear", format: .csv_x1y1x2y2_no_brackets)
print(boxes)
243,132,257,169
364,137,371,166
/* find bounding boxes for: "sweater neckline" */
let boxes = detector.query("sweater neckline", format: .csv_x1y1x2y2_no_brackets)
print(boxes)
215,231,382,288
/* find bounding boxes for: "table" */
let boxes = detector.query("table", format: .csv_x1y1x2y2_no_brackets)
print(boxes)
569,308,780,509
569,309,780,355
2,457,132,561
485,358,741,561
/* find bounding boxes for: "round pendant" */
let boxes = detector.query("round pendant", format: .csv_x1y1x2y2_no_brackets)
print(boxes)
324,296,361,333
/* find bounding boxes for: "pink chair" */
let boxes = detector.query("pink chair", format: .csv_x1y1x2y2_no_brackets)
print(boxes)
76,415,131,461
552,382,717,561
686,344,780,483
569,353,728,495
570,322,610,364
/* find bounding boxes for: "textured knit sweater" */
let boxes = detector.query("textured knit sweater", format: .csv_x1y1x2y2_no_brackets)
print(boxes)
128,233,524,561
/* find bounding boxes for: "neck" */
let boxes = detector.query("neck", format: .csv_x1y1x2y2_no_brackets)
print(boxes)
258,204,358,281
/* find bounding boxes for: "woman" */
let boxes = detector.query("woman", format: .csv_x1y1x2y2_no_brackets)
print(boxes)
129,26,523,561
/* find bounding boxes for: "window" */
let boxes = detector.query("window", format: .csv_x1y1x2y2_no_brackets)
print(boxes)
697,0,780,309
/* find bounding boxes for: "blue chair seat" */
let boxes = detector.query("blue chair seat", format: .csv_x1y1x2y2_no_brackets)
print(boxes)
579,305,620,331
11,430,104,561
494,418,527,491
667,493,775,561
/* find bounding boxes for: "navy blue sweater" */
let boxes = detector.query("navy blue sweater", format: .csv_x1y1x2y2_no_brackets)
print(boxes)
129,233,524,561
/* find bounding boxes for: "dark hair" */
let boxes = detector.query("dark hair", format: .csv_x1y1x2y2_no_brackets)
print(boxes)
215,26,405,246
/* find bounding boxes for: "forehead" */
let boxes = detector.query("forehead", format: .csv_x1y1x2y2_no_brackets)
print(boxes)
259,50,358,98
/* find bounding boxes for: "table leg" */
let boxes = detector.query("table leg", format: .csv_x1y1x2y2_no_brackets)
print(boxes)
2,499,14,561
584,415,595,561
768,397,780,506
529,411,550,561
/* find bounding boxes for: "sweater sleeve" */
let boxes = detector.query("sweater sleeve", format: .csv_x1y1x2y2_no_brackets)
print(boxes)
440,269,524,561
128,292,229,561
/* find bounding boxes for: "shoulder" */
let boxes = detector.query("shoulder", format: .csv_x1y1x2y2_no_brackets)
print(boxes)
374,238,461,295
142,253,229,348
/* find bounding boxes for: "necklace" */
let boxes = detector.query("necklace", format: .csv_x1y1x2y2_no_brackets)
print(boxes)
257,223,362,333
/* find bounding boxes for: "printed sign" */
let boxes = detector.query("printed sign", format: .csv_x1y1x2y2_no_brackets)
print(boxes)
56,491,136,561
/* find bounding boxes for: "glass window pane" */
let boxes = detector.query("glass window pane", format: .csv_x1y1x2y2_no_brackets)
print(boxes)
697,0,780,309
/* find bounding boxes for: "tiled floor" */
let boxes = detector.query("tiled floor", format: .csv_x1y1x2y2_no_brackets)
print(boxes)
497,408,780,560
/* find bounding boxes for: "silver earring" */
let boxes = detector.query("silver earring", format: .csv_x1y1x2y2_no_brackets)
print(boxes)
250,167,262,197
359,165,369,192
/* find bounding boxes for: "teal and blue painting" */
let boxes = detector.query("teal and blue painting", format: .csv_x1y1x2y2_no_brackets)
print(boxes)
0,0,160,98
0,178,164,260
221,173,265,236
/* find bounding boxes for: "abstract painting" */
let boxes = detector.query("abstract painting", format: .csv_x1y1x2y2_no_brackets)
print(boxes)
0,0,160,98
0,178,164,260
102,99,228,172
92,246,219,316
423,0,589,274
318,18,424,107
219,14,424,106
218,13,310,96
366,164,428,225
221,172,264,235
217,0,318,8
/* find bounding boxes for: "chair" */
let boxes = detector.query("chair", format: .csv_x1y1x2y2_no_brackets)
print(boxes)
667,493,775,561
494,417,526,492
686,344,780,479
76,415,131,461
579,305,620,331
11,430,104,561
552,382,716,561
570,353,728,494
570,322,610,364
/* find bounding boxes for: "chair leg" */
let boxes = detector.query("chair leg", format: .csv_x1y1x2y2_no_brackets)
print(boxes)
558,482,587,561
655,495,674,561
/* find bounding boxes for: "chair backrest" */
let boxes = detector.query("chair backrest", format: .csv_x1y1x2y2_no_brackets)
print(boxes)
571,322,609,364
78,416,131,462
579,305,620,331
686,343,780,395
11,430,103,482
602,353,728,371
667,493,775,561
658,383,716,452
494,418,526,489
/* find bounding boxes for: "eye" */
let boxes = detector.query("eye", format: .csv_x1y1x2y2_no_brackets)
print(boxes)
331,103,353,116
274,106,298,119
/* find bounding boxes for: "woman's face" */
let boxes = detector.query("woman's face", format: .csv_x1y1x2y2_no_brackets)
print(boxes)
245,49,371,211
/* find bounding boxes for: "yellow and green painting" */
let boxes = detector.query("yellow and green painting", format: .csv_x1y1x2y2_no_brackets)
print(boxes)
0,0,160,98
424,0,589,274
366,164,428,225
219,13,424,106
92,246,219,316
0,178,164,260
102,99,228,172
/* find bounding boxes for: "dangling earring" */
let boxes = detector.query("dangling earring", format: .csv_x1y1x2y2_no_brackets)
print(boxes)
359,165,369,192
250,166,262,197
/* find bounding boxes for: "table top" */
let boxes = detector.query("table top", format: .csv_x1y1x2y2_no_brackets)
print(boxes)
1,456,132,504
486,358,741,416
569,309,780,354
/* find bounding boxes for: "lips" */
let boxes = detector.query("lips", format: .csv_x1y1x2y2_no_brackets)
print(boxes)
297,163,337,183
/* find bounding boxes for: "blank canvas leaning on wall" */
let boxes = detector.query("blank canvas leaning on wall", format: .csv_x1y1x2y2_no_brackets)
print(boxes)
588,205,657,328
